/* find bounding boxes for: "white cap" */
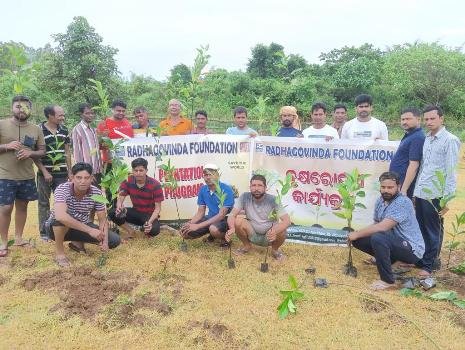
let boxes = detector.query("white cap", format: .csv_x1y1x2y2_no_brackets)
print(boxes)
203,163,219,171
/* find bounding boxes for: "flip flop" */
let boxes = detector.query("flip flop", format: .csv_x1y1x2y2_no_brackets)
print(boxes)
0,249,8,258
234,247,250,256
13,241,32,248
68,242,86,254
363,257,376,265
55,256,71,268
272,250,286,261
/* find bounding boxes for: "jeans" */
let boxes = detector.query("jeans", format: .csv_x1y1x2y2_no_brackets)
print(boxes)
353,231,420,284
108,207,160,237
37,174,68,238
414,198,442,273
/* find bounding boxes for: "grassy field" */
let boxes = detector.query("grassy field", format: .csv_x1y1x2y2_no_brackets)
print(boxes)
1,154,465,349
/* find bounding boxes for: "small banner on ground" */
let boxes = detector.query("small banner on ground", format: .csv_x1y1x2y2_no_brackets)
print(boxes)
118,135,399,244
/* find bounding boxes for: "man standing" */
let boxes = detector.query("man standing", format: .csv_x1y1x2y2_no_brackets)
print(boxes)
276,106,302,137
132,106,155,136
414,105,460,276
348,172,425,290
44,162,120,267
36,105,72,240
159,99,193,135
225,106,257,136
71,103,102,184
331,104,348,137
389,108,425,198
109,158,164,239
97,99,134,166
341,94,388,140
225,174,290,260
180,164,234,245
302,102,339,140
0,95,45,257
191,110,212,135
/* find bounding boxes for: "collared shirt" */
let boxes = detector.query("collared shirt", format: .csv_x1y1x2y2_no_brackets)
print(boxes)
49,182,105,223
373,194,425,258
389,127,425,196
39,122,70,176
119,175,164,214
197,182,234,219
414,127,460,199
159,117,193,135
277,127,302,137
71,120,102,174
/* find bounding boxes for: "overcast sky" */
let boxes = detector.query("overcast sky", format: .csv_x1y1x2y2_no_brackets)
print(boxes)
2,0,465,80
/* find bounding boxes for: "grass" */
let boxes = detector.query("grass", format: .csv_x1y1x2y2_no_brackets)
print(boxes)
1,151,465,349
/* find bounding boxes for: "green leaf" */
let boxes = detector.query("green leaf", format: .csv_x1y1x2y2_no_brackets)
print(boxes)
333,212,348,220
288,275,298,289
91,194,109,205
452,299,465,309
429,291,457,301
422,188,433,195
287,298,296,314
354,203,367,209
277,297,290,319
356,191,366,197
400,288,423,298
7,239,15,247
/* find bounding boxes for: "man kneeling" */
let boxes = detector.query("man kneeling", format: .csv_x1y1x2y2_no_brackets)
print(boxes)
225,174,290,260
45,162,120,267
109,157,163,239
347,171,425,290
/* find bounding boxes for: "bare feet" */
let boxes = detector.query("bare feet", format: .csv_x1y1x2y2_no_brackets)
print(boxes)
234,246,252,256
418,270,432,278
370,280,397,291
55,255,71,267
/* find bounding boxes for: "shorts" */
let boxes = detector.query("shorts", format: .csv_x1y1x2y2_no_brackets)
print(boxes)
188,217,228,239
0,179,38,205
249,232,270,247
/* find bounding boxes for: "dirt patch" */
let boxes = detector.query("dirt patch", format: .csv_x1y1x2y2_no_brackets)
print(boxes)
0,275,8,286
450,310,465,330
187,319,230,340
22,267,137,320
359,293,390,313
10,255,37,269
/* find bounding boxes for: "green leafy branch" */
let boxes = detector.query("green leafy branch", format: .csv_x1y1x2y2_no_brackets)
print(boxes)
269,173,295,221
88,78,110,118
445,212,465,268
422,169,456,210
277,275,305,319
46,134,66,171
401,288,465,309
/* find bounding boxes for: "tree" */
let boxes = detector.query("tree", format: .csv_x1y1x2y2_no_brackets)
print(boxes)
247,42,287,79
37,16,120,109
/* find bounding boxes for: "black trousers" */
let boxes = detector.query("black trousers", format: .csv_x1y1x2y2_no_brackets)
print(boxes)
108,207,160,237
353,231,420,284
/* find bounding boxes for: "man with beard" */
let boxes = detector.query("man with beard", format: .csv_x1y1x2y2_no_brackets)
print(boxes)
0,95,46,257
341,94,388,140
191,110,212,135
225,174,290,261
159,99,193,135
180,164,234,246
389,108,425,198
302,102,339,141
348,172,425,290
276,106,302,137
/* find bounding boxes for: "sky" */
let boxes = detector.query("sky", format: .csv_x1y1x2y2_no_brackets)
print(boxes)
2,0,465,81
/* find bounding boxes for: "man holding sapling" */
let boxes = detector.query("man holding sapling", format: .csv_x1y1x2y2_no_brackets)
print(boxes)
180,164,234,246
44,162,120,267
0,95,46,258
348,172,425,290
225,174,291,261
389,107,425,199
413,105,460,277
109,157,164,239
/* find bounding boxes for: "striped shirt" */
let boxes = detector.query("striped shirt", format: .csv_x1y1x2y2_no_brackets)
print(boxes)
414,127,461,199
71,121,102,174
50,182,105,223
120,175,164,214
39,122,70,176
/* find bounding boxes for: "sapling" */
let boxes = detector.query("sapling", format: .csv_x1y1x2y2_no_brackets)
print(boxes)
445,212,465,268
46,134,66,171
160,159,185,251
332,168,370,278
277,275,305,319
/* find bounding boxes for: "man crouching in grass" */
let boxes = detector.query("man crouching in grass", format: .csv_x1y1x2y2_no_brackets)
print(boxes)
225,174,290,261
180,164,234,246
44,162,120,267
347,171,425,290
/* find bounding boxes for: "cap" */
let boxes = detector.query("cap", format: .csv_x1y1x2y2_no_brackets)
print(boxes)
203,163,219,171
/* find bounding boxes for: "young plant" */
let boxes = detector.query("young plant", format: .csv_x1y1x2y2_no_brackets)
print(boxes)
46,134,66,171
445,212,465,268
277,275,305,319
88,78,110,118
269,121,281,137
310,204,326,228
252,95,270,135
160,158,185,251
450,261,465,275
332,168,370,278
400,288,465,309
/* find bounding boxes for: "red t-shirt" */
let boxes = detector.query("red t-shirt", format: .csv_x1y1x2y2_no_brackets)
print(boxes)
97,117,134,162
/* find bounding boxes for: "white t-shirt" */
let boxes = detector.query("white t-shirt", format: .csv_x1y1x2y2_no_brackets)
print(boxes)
302,125,340,140
341,117,388,140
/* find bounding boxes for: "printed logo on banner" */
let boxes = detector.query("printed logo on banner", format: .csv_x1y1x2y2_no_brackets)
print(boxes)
255,143,264,152
116,145,126,157
240,142,249,152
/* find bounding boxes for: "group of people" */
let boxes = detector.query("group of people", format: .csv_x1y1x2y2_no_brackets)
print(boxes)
0,94,461,291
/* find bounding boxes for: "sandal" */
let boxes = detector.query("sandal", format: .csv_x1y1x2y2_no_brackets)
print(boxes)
55,256,71,268
0,248,8,258
363,257,376,265
234,247,250,256
272,250,286,261
13,241,32,248
68,242,86,254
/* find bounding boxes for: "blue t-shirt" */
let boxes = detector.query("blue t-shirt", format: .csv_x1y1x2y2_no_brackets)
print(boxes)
225,126,257,136
276,127,302,137
197,181,235,219
373,194,425,258
389,128,425,196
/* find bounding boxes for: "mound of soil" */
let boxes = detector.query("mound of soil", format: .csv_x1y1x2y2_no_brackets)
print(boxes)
22,267,137,320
